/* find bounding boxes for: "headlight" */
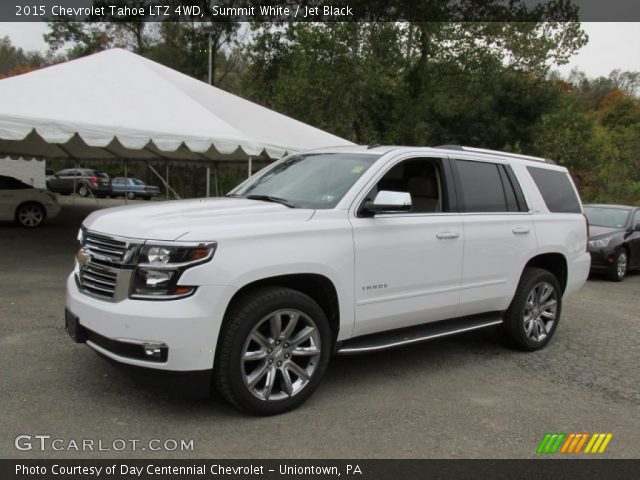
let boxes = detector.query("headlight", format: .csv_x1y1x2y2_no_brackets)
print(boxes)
588,238,611,249
76,227,86,249
130,242,216,300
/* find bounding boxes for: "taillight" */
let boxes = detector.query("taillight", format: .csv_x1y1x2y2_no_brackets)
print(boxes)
90,176,98,185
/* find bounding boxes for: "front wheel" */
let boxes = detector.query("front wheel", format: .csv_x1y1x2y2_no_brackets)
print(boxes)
16,202,45,228
214,287,332,415
608,249,628,282
502,267,562,351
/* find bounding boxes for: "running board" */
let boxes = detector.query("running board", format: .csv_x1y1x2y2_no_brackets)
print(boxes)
336,313,503,355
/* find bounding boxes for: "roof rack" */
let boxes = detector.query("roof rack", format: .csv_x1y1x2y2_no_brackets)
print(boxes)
435,145,554,164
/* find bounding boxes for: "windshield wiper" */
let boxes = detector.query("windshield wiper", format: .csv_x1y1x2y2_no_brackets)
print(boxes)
245,194,298,208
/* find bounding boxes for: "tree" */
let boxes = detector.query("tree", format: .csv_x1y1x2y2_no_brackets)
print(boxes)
0,36,46,78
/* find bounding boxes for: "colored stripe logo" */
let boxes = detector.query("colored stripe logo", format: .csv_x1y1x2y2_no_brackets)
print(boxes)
537,433,613,454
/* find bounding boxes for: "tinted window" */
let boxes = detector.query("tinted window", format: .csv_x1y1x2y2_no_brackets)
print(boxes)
112,179,123,185
455,160,508,212
527,167,581,214
0,176,31,190
373,158,446,213
634,210,640,227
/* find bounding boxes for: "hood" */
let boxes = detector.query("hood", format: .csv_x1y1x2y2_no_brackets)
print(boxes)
589,225,624,239
83,198,315,241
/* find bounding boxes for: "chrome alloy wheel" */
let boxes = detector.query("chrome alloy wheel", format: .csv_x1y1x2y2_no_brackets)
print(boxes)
617,252,628,279
241,309,322,401
523,281,558,342
18,204,44,227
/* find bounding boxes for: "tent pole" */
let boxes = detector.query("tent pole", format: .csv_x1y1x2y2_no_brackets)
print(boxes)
248,157,252,178
124,159,128,205
147,164,180,200
208,33,213,85
214,162,219,197
206,165,211,197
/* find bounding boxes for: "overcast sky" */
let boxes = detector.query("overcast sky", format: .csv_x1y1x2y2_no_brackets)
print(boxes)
1,22,639,78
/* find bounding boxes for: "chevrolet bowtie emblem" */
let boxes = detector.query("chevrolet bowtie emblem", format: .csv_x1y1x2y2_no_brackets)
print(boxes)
76,248,90,266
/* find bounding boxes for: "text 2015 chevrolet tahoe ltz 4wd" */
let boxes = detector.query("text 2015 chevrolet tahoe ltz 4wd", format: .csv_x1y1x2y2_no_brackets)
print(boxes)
66,145,590,414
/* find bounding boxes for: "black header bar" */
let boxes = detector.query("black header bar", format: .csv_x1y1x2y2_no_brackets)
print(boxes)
1,1,640,22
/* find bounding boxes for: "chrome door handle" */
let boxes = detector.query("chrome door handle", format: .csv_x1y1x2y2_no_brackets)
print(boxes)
512,227,530,235
436,232,460,239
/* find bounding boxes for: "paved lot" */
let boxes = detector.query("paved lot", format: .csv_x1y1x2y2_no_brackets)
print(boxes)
1,198,639,459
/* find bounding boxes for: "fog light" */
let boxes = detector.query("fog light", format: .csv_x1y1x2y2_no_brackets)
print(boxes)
143,343,165,359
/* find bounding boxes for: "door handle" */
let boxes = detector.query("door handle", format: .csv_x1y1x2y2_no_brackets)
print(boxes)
512,227,530,235
436,231,460,239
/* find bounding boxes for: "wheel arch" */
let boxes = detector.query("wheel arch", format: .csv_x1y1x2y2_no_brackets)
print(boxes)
223,273,341,344
523,252,568,294
14,200,47,222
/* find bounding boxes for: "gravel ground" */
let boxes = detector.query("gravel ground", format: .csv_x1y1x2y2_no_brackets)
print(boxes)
1,198,638,459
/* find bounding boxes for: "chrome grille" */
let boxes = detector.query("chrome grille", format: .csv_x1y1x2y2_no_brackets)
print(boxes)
77,230,140,301
79,264,118,298
84,232,127,264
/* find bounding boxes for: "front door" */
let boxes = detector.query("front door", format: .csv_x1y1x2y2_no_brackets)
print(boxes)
350,157,463,337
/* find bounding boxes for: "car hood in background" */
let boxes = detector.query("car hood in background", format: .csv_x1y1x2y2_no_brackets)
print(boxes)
83,198,315,241
589,225,625,240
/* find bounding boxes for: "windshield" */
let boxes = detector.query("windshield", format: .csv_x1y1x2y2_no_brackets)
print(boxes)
584,206,631,229
231,153,380,209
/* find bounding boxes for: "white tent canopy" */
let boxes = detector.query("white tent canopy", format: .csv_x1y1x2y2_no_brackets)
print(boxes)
0,48,354,164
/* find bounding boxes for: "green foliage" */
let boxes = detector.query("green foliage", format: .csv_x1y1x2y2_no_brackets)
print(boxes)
0,36,47,78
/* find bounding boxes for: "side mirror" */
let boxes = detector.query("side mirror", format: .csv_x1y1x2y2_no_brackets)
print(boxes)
363,190,412,214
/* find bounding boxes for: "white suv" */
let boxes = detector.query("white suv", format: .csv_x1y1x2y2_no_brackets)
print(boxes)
66,145,590,414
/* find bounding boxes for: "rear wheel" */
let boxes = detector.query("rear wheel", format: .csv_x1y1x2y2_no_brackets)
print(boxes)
77,184,89,197
502,267,562,351
608,249,628,282
16,202,45,228
126,191,136,200
214,287,331,415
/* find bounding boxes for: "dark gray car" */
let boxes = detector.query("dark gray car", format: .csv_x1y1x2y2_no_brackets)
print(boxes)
46,169,111,198
585,204,640,281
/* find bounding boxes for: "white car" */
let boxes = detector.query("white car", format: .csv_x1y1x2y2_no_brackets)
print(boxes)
0,175,61,227
66,145,591,415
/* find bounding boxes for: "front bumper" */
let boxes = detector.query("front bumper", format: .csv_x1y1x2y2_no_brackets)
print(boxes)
588,248,615,271
66,273,236,372
45,202,61,220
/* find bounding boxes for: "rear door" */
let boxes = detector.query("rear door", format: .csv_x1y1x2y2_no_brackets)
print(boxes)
350,155,464,336
450,157,538,316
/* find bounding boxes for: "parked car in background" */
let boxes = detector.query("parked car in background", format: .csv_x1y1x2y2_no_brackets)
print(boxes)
47,169,111,198
110,177,160,200
0,175,60,227
584,204,640,281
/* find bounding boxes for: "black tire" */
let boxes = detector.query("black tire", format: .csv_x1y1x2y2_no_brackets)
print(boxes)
77,184,89,197
214,286,332,415
502,267,562,351
607,249,628,282
15,202,46,228
126,191,136,200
